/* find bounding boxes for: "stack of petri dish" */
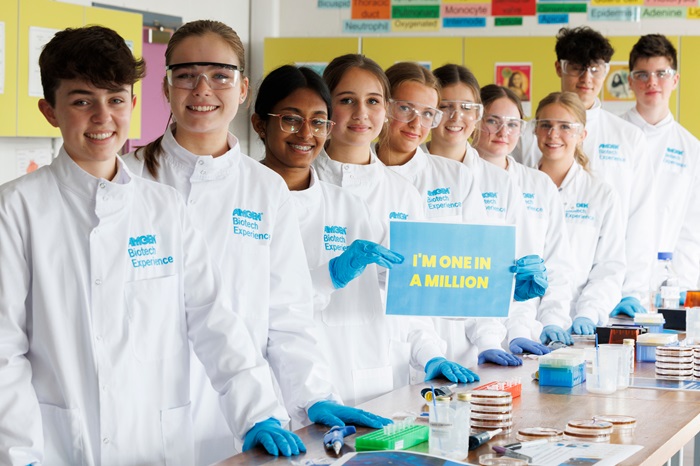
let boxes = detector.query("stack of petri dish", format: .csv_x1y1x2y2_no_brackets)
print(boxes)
694,347,700,380
564,419,613,442
470,390,513,435
655,346,694,380
592,415,637,443
515,427,564,442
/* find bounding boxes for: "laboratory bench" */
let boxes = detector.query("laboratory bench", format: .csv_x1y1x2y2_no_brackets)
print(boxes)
217,354,700,466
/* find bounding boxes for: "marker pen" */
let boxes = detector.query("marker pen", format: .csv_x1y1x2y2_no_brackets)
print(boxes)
503,439,548,450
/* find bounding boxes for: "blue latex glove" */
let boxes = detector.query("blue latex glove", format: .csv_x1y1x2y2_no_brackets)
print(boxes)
571,316,596,335
610,296,646,318
511,255,548,301
329,239,404,289
509,337,552,355
424,356,480,383
242,418,306,457
478,348,523,366
308,400,392,429
539,324,573,346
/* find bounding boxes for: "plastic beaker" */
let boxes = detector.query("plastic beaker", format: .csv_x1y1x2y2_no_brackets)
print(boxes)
585,346,619,394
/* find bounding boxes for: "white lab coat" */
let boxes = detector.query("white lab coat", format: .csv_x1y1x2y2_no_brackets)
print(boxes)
504,155,574,341
292,168,445,405
554,161,626,325
515,100,656,304
0,149,286,466
124,128,336,465
621,108,700,289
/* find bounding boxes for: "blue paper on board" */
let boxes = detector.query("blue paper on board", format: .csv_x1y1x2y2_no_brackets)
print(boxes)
386,221,515,318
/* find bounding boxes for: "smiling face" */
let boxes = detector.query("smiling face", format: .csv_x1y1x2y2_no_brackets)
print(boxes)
432,83,479,148
556,60,606,109
255,87,329,172
329,67,387,149
165,32,248,145
385,80,439,158
628,56,678,113
39,79,135,178
473,97,521,163
535,103,585,165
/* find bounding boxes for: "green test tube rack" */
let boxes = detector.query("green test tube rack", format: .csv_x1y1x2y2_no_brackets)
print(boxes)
355,424,429,451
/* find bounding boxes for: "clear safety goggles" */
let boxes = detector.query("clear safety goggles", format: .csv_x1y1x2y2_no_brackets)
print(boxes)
533,119,584,138
438,100,484,122
559,60,610,78
481,114,525,136
629,68,677,82
165,62,243,90
388,99,443,129
267,113,335,137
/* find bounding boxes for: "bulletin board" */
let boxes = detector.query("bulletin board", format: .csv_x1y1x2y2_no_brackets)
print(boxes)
0,1,18,136
678,36,700,138
361,37,463,71
84,6,143,140
263,37,360,77
17,0,83,137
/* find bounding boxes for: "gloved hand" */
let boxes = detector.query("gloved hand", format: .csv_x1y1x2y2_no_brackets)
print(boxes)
424,356,479,383
242,418,306,457
571,316,596,335
329,240,404,289
610,296,646,318
539,325,573,346
511,255,548,301
308,400,392,429
478,348,523,366
509,337,551,355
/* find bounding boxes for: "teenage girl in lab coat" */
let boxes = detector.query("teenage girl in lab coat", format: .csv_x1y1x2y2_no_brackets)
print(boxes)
123,20,374,465
472,85,574,346
253,64,477,405
536,92,625,330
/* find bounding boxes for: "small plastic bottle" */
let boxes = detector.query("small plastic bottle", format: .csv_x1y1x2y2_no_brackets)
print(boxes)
649,252,680,312
623,339,635,387
429,396,455,458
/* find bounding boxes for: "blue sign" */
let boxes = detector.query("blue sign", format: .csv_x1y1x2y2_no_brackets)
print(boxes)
386,221,515,318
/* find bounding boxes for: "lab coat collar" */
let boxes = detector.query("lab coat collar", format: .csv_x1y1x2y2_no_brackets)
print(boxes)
625,106,674,134
314,147,386,185
586,98,602,124
291,166,323,216
382,145,428,185
505,154,518,176
557,159,580,192
51,146,133,218
161,125,241,181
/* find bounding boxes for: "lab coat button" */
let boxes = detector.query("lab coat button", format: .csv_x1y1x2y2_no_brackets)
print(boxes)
102,437,110,444
343,165,350,171
197,160,204,165
95,335,102,341
200,170,207,175
99,182,106,189
95,278,102,286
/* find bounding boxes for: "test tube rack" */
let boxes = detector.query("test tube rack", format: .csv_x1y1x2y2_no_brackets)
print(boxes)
474,379,522,398
354,421,429,451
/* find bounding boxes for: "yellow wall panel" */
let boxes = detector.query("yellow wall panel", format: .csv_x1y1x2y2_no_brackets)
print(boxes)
362,37,463,71
679,36,700,139
17,0,83,137
0,0,18,136
84,6,143,139
263,37,360,76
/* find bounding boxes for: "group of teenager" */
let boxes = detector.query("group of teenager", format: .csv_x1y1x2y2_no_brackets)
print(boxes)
0,17,697,466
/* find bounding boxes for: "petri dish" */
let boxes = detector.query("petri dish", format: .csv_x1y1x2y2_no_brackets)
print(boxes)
470,390,513,406
516,427,563,442
471,412,514,422
471,404,513,414
564,430,611,442
479,454,527,466
566,419,614,436
592,415,637,430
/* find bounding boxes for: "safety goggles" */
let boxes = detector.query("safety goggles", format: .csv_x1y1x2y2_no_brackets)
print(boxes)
165,62,243,90
438,100,484,122
481,114,525,136
388,99,443,129
559,60,610,78
629,69,677,82
533,119,584,138
267,113,335,137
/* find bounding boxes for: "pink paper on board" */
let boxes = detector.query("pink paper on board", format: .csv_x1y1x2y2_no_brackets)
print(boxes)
645,0,696,6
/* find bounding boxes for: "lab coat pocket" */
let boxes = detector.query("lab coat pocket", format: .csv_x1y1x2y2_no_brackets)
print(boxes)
161,402,195,466
125,274,185,362
352,366,393,406
39,403,84,466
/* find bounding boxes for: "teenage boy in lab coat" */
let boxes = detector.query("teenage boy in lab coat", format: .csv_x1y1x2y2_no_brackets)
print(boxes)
621,34,700,293
0,25,302,465
514,26,656,318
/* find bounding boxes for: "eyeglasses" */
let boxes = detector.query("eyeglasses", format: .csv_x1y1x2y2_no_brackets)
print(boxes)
166,62,243,90
559,60,610,78
481,114,525,136
438,100,484,122
267,113,335,136
629,69,677,82
388,99,443,129
533,119,584,138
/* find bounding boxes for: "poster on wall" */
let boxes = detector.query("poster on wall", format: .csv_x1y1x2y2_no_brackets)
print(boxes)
601,61,635,115
495,62,532,116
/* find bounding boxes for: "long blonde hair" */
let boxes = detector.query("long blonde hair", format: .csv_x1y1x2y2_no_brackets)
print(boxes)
535,91,589,172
